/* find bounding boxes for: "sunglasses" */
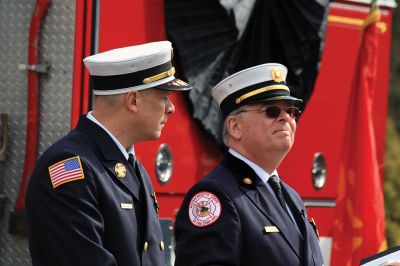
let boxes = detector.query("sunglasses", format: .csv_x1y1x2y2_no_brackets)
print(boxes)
240,105,301,120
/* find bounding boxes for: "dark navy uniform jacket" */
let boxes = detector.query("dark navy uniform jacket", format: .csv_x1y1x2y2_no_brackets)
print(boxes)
175,152,324,266
26,115,165,266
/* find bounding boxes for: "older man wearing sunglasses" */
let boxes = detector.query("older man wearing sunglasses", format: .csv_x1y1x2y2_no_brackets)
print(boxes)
174,63,324,266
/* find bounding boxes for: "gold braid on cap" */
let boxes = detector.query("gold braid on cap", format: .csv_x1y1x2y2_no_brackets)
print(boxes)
235,85,289,104
143,67,175,84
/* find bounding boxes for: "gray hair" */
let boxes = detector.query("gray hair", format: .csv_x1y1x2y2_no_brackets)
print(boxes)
222,105,248,146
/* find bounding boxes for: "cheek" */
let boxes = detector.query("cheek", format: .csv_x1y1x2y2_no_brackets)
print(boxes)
148,103,165,118
155,100,168,114
290,121,297,134
241,121,257,136
290,121,297,142
244,121,267,142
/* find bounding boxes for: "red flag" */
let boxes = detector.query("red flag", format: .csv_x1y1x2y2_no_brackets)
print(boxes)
331,7,387,266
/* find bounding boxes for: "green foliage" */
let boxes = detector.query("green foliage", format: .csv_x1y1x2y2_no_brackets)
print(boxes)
388,3,400,131
385,4,400,247
384,118,400,247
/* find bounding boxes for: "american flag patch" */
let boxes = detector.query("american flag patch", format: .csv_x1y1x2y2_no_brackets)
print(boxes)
48,156,85,188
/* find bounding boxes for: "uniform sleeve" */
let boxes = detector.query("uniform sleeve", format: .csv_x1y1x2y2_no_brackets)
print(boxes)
174,180,242,266
25,155,116,266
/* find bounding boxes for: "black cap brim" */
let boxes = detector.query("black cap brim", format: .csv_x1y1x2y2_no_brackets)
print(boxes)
254,96,303,110
256,95,303,104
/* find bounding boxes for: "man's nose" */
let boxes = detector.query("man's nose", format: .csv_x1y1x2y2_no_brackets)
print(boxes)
166,97,175,115
278,108,292,122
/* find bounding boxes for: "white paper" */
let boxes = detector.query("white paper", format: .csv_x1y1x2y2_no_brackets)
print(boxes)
361,250,400,266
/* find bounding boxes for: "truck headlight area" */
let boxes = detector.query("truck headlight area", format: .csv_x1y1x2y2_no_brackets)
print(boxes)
155,144,173,185
312,153,327,190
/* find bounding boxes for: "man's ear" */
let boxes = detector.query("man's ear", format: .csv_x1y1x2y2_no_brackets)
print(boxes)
226,116,242,140
125,90,139,112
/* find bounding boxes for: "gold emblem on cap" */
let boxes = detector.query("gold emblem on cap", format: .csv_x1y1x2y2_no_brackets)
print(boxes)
160,241,165,250
144,241,149,252
114,163,126,178
271,67,284,82
172,79,189,86
243,177,252,185
143,67,176,84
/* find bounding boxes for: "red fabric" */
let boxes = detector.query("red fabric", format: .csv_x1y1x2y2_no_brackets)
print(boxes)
331,11,386,266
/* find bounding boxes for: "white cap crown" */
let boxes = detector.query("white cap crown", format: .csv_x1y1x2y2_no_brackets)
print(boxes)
83,41,191,95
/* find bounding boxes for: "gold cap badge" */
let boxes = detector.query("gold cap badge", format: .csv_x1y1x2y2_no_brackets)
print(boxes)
243,177,252,185
114,163,126,178
271,67,284,82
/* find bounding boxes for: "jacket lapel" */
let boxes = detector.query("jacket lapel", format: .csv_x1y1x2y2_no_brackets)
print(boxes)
221,153,303,259
103,160,142,202
76,115,142,202
135,161,162,247
241,184,303,260
282,182,320,266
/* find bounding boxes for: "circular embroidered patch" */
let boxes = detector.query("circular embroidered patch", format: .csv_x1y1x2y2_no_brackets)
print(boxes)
188,191,222,227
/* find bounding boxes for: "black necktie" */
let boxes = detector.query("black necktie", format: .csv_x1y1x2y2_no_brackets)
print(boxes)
128,154,141,178
268,175,290,217
128,154,159,216
128,153,135,168
128,153,145,201
268,175,304,238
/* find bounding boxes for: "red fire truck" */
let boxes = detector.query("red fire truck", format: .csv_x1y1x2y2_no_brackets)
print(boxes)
0,0,396,265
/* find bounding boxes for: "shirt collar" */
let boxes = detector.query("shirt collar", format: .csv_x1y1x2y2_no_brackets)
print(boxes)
228,148,279,184
87,111,135,160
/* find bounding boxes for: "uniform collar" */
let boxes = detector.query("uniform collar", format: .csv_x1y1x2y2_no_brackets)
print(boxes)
228,148,279,184
87,111,135,160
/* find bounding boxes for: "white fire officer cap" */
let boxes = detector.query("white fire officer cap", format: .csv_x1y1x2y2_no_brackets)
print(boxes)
83,41,192,95
211,63,302,118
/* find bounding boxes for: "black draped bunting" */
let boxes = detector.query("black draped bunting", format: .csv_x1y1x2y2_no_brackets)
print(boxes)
165,0,329,144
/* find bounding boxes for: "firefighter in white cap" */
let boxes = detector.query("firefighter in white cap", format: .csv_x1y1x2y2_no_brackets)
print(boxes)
26,41,191,266
174,63,324,266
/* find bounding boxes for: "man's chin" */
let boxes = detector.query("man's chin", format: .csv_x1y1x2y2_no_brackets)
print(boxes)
276,140,293,153
140,131,162,142
152,131,162,139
